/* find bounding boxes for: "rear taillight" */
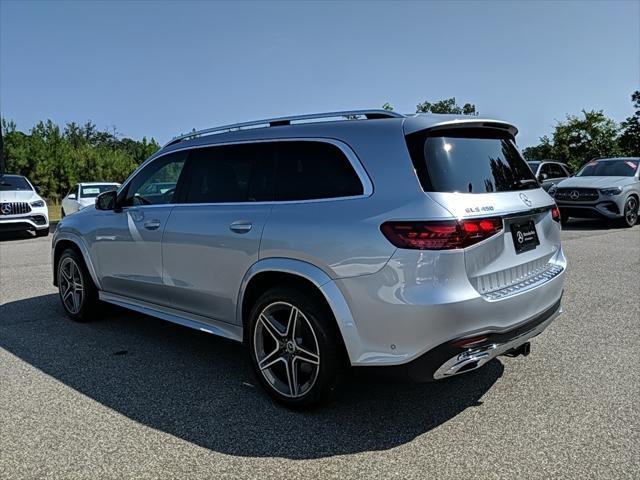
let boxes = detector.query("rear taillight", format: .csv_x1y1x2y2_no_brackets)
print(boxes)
380,217,503,250
551,206,561,222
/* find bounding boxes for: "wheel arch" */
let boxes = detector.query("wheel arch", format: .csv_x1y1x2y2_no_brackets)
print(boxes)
237,258,362,364
52,233,101,289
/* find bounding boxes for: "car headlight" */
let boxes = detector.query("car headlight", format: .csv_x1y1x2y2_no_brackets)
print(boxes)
548,185,558,196
599,187,623,196
30,200,46,207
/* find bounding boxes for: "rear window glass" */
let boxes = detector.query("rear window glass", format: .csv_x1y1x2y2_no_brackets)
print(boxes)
406,128,538,193
275,142,363,201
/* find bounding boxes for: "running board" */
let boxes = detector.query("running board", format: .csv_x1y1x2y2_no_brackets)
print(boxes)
99,292,243,342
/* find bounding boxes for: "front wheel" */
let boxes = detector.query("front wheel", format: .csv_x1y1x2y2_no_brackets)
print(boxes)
57,249,100,322
248,286,344,408
621,196,638,227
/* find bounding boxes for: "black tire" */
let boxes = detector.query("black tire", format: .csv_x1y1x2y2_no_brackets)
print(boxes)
57,248,100,322
248,286,345,408
35,227,50,237
620,196,638,228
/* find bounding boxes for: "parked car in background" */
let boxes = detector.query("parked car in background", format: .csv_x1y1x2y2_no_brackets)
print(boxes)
52,110,566,407
550,157,640,227
0,174,50,236
527,160,572,191
61,182,120,217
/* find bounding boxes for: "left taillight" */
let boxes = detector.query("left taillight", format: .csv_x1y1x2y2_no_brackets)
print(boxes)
380,217,503,250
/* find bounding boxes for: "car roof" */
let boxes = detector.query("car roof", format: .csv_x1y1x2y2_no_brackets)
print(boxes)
79,182,120,186
592,157,640,161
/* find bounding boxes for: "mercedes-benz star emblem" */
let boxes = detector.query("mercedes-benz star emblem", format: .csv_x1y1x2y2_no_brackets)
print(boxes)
569,190,580,201
519,193,533,207
1,203,12,215
516,231,525,244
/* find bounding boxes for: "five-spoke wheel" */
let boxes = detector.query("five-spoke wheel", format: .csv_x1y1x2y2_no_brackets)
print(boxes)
622,196,638,227
249,286,344,408
57,249,99,322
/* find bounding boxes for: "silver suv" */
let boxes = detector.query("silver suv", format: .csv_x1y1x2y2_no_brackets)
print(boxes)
52,110,566,407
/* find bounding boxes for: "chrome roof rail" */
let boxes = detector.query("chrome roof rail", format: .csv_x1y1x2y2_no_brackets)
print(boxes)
163,109,404,147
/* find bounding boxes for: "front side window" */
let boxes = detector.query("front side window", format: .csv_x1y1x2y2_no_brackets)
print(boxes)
182,143,276,203
577,159,639,177
406,128,538,193
80,184,117,198
275,141,364,201
547,164,566,178
121,152,187,206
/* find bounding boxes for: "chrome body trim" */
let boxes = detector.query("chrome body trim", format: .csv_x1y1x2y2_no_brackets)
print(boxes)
118,137,374,201
433,305,561,379
481,264,564,301
99,291,243,342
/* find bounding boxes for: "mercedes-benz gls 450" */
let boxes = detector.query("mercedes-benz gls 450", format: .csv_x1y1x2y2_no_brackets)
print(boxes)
52,110,566,407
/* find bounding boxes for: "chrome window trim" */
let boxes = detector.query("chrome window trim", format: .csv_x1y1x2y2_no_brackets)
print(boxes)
117,137,373,207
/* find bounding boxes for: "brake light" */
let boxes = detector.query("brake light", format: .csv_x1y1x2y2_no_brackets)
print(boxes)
551,206,561,222
380,217,503,250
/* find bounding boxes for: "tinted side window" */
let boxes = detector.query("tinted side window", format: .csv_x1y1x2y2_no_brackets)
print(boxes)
182,143,276,203
548,164,566,178
275,142,364,201
539,163,554,177
121,152,187,206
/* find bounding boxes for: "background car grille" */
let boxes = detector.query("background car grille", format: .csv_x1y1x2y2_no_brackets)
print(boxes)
0,202,32,215
554,188,599,202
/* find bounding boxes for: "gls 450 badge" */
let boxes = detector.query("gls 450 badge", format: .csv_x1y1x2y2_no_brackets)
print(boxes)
464,205,495,214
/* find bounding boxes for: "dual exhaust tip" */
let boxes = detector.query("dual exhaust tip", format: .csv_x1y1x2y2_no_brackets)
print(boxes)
505,341,531,358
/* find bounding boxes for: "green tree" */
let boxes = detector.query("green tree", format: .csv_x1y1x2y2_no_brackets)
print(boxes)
416,97,478,115
618,90,640,156
522,136,554,161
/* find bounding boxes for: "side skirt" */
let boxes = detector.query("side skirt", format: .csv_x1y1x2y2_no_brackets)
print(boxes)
99,291,243,342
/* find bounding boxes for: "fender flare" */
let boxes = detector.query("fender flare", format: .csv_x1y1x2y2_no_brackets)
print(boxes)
236,257,364,363
52,231,102,290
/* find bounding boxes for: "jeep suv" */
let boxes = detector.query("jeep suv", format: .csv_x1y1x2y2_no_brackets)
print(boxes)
52,110,566,407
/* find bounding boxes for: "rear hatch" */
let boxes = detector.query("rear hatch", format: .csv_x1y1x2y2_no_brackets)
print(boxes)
404,123,562,300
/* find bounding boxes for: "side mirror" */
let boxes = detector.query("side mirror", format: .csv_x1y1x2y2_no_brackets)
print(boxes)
68,193,77,200
95,190,118,211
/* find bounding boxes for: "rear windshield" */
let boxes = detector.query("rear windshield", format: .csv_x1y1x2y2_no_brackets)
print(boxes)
80,184,118,198
576,159,638,177
0,175,32,191
406,128,538,193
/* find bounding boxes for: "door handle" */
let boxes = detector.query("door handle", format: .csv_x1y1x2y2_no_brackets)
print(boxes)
143,219,161,230
229,221,252,233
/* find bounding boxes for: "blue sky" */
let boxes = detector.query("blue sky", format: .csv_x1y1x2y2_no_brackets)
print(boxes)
1,0,638,148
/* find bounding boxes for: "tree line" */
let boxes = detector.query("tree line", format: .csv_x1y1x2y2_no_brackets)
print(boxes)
1,119,160,201
2,92,638,201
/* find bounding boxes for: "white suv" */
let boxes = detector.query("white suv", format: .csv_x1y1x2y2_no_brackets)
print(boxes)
61,182,120,217
0,174,50,237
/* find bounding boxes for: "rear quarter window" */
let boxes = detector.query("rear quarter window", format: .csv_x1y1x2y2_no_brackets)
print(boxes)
275,141,364,201
406,128,537,193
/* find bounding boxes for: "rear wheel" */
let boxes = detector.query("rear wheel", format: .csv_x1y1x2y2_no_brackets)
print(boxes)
621,196,638,227
248,286,344,408
57,249,99,322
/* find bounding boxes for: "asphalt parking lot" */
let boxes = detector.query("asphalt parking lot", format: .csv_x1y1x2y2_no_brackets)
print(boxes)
1,221,638,480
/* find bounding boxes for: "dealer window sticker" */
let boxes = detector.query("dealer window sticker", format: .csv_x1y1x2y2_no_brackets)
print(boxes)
82,188,101,195
625,161,638,169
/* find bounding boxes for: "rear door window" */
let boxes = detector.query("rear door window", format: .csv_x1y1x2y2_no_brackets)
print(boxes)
181,143,276,203
405,128,537,193
275,141,364,201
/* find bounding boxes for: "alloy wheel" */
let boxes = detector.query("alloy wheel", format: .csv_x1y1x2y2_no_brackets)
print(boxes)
59,257,84,314
253,301,320,398
625,197,638,226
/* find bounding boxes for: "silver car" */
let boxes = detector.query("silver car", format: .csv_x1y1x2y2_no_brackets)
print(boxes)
52,110,566,407
550,157,640,227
